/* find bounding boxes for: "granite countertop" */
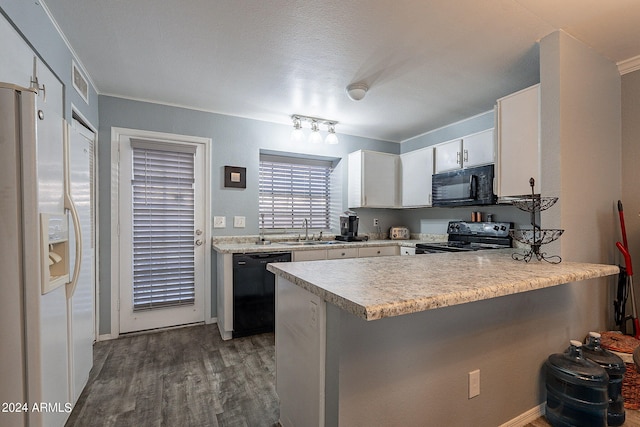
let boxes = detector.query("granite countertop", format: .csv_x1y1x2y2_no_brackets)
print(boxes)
267,250,619,321
212,238,430,254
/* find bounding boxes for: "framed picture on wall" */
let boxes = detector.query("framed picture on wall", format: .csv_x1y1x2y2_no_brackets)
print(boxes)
224,166,246,188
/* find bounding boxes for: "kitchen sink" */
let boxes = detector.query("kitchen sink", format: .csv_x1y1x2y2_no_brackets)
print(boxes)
281,240,342,246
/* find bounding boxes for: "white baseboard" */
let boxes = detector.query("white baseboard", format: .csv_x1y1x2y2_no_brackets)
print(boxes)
499,403,545,427
97,318,217,342
97,333,117,342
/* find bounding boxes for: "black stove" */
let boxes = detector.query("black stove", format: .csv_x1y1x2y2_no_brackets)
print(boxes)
415,221,512,254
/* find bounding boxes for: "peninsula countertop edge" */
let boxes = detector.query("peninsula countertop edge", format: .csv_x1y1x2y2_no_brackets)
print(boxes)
266,250,620,321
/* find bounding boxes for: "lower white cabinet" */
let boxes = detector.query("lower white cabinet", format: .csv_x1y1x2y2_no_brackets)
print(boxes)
400,247,416,256
327,247,359,259
292,245,399,261
358,246,399,257
292,249,326,262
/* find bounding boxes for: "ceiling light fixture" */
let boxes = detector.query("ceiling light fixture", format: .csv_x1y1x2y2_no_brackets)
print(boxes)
346,82,368,101
290,115,305,144
309,120,323,144
325,122,338,145
290,115,340,144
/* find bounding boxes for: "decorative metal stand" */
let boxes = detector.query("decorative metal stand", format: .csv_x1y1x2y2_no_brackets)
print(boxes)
510,178,564,264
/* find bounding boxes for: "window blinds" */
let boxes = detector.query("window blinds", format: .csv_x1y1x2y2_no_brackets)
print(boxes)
131,143,196,311
259,155,332,230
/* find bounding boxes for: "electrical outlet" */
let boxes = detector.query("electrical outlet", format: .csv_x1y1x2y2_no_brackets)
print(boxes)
373,218,379,227
469,369,480,399
234,216,246,228
213,216,226,228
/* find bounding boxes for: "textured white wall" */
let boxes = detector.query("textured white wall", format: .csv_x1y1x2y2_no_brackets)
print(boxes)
622,71,640,313
540,31,621,337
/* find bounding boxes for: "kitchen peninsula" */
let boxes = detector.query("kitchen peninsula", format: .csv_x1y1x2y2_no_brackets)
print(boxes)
267,251,619,427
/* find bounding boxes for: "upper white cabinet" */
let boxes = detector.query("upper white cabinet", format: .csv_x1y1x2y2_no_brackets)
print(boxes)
463,129,495,168
348,150,399,208
434,129,495,173
496,84,540,198
400,146,433,207
434,139,462,173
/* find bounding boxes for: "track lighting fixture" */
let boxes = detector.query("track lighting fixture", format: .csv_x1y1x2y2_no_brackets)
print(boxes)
325,122,338,145
290,115,304,144
290,115,340,144
309,120,323,144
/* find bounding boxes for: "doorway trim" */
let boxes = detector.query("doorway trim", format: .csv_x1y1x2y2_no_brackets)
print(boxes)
110,127,212,339
71,104,99,341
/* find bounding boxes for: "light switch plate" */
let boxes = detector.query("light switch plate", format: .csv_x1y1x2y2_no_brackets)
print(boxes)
213,216,226,228
234,216,246,228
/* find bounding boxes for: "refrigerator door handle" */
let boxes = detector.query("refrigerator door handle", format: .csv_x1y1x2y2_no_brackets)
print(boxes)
65,191,82,299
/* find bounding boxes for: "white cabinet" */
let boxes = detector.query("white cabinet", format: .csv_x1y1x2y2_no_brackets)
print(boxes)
434,129,495,173
400,147,433,207
463,129,495,168
358,246,399,257
400,246,416,256
348,150,399,208
293,249,326,261
496,84,540,198
434,139,462,173
327,247,359,260
293,245,398,262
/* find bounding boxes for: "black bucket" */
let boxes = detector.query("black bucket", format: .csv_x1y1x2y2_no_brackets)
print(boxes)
545,340,609,427
582,332,626,426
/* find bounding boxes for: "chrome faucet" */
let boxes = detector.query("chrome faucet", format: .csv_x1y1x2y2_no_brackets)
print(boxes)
303,218,309,240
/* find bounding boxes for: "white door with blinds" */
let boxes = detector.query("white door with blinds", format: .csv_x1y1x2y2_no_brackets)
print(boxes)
118,137,206,333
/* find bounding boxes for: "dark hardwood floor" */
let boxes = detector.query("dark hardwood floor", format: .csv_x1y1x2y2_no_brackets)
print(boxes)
525,410,640,427
67,323,640,426
65,324,278,427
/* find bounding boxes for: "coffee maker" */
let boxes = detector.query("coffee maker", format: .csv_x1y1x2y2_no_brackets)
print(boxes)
336,210,360,241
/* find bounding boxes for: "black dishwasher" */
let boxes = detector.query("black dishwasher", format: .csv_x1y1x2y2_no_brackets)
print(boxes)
232,252,291,338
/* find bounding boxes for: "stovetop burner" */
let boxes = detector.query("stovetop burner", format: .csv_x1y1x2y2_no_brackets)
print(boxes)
415,221,513,254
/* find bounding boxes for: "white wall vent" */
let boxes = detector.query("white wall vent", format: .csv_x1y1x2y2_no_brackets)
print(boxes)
72,61,88,104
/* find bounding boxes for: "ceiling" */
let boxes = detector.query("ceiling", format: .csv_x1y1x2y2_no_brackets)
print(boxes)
42,0,640,142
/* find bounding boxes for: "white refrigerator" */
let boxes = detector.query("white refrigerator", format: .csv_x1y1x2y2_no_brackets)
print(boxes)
0,60,94,426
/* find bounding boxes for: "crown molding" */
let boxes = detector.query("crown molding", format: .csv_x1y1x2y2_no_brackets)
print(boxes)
618,55,640,75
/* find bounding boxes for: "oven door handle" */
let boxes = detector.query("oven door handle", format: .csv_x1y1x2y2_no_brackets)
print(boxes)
469,175,478,200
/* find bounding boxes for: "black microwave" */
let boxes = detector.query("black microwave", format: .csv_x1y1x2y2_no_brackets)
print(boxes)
431,164,496,207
